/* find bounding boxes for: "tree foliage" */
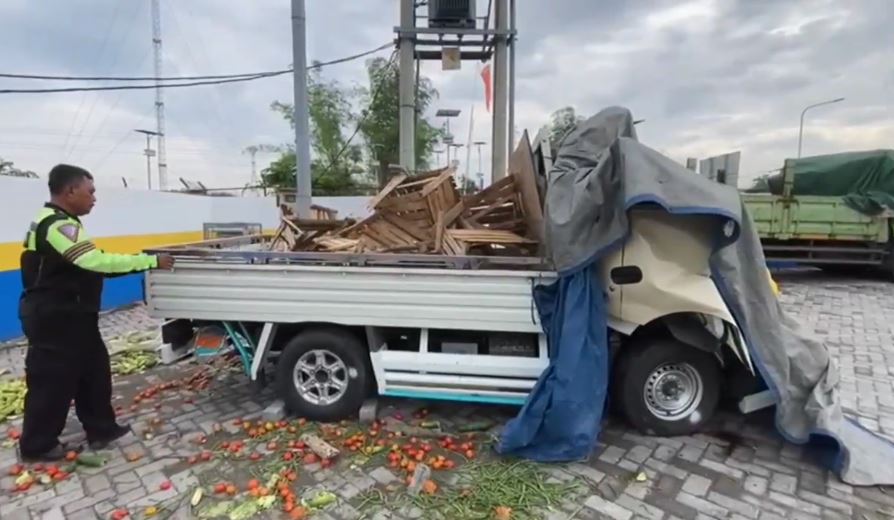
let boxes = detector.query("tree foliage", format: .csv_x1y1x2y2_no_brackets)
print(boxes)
261,68,368,195
357,57,442,187
261,57,442,194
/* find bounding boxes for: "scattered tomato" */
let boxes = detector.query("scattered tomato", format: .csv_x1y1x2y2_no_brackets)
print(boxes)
290,506,308,519
225,484,237,496
283,452,294,462
303,453,319,464
250,453,263,462
159,481,172,491
422,479,438,495
53,471,69,481
247,479,260,490
126,453,143,463
266,441,278,451
8,464,24,476
214,483,227,494
110,509,129,520
200,451,212,462
65,451,78,462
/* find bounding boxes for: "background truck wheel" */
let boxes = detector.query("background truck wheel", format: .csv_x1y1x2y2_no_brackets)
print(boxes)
276,328,371,422
613,337,720,436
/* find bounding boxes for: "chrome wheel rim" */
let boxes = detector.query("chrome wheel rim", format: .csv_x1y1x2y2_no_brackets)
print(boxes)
293,350,349,406
643,362,703,421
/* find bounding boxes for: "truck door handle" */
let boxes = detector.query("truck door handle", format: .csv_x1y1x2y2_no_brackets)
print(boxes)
610,266,643,285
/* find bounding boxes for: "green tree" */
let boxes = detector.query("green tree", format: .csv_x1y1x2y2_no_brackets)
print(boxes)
357,57,442,187
261,68,369,195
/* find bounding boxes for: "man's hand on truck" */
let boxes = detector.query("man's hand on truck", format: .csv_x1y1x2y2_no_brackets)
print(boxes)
155,254,175,270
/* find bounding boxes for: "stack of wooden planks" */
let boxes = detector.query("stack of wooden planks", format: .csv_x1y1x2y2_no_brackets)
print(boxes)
269,135,545,257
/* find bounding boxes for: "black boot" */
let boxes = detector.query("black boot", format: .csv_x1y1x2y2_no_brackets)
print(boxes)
88,424,133,450
20,442,82,463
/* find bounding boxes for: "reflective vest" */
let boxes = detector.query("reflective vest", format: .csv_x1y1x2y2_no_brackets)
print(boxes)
20,203,157,315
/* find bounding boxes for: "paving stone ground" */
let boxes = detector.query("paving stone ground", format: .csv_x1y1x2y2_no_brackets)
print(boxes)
1,271,894,519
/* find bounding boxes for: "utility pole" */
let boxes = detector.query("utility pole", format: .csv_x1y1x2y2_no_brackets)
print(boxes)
291,0,312,217
508,0,516,160
150,0,168,190
135,129,159,190
398,0,416,171
474,140,486,175
491,0,510,180
243,146,259,185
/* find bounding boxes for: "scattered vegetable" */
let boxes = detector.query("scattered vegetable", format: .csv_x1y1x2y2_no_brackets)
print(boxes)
75,454,107,468
306,490,337,508
0,379,26,423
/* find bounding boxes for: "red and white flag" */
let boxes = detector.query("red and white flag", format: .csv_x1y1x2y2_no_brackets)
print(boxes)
480,62,493,112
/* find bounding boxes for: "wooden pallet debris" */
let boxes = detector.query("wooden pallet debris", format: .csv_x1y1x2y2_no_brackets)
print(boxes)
268,162,544,257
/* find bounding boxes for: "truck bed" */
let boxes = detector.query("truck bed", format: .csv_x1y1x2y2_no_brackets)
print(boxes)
144,235,555,333
744,192,891,266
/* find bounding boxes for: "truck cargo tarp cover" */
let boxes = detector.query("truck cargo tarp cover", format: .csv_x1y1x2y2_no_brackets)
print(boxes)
767,150,894,215
497,106,894,486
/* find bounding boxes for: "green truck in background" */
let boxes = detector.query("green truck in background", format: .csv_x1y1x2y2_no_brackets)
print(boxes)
742,150,894,278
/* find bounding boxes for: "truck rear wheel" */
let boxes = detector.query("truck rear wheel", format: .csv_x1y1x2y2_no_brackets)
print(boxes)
613,336,720,436
276,328,371,422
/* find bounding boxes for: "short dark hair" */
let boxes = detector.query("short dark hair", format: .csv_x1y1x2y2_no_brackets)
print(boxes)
48,164,93,195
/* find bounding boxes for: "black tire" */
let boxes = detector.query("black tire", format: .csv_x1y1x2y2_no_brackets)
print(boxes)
612,336,721,436
275,327,371,422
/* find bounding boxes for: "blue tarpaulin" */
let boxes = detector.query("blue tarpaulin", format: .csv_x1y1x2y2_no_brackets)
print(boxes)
496,268,609,461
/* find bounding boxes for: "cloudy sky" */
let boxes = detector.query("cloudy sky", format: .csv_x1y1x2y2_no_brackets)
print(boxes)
0,0,890,191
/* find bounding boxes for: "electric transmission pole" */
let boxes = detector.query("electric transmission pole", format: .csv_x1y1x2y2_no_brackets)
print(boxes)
150,0,168,190
291,0,312,217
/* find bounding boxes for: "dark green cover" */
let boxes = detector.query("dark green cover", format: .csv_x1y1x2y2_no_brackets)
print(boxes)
768,150,894,215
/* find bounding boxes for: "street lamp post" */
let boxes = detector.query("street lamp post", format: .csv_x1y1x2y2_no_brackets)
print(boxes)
135,129,160,190
798,97,844,158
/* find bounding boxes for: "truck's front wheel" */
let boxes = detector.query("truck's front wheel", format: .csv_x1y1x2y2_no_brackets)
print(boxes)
613,337,720,436
276,328,371,422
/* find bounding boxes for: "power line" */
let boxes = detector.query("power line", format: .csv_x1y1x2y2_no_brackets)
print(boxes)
68,0,146,160
0,43,393,83
0,72,286,94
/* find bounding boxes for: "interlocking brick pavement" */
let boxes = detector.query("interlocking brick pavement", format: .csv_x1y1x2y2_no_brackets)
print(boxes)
0,270,893,519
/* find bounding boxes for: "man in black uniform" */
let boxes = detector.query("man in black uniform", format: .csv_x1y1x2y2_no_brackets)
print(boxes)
18,164,175,462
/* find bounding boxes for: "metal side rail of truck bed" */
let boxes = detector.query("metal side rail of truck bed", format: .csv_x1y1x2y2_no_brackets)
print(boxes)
146,234,552,270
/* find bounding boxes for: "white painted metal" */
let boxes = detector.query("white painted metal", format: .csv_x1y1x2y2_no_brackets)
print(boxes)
146,263,553,333
250,323,277,381
370,349,547,379
738,389,775,414
387,385,529,400
387,372,537,390
419,328,430,353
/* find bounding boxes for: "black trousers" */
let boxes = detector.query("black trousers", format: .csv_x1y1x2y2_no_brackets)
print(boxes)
19,311,119,457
